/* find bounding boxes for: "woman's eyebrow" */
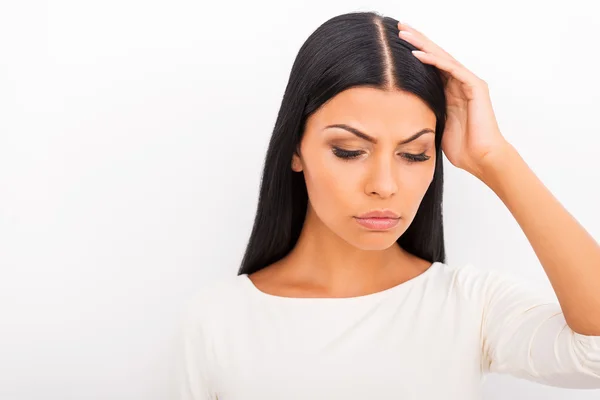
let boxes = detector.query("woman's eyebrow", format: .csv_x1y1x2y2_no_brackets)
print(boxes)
324,123,434,145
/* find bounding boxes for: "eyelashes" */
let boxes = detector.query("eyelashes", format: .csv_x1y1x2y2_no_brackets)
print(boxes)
331,146,431,164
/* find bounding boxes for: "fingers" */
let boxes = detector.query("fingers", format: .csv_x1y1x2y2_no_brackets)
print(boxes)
397,22,484,89
411,51,475,85
397,22,459,65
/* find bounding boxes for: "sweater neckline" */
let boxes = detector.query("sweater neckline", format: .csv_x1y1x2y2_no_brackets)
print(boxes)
240,261,440,302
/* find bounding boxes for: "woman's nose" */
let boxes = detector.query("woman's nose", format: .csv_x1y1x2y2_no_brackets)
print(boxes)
364,159,398,198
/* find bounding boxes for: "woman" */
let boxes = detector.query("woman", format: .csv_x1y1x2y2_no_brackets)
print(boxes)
175,11,600,399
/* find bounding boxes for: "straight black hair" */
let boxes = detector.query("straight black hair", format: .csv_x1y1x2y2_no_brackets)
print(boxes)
238,11,447,276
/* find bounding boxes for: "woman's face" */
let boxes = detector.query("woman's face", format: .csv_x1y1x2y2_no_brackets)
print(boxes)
292,86,437,251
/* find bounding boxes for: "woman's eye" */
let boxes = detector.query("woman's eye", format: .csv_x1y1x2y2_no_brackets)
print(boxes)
332,147,363,159
331,147,430,163
402,152,431,163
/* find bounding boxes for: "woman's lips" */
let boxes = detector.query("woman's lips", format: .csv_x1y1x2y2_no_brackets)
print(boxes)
354,217,400,230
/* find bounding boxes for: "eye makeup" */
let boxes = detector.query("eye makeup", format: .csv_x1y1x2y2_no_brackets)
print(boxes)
331,146,431,164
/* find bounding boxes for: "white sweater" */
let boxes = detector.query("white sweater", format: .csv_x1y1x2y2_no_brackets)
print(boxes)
173,261,600,399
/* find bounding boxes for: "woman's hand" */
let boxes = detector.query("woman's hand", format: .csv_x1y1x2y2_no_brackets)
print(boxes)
397,21,510,180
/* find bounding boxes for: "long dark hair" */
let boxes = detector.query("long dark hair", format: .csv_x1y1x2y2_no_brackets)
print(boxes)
237,11,447,276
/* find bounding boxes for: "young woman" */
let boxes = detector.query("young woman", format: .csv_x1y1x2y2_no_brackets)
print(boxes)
175,11,600,399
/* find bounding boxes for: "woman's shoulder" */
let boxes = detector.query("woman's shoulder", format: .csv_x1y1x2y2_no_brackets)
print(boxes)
434,260,554,305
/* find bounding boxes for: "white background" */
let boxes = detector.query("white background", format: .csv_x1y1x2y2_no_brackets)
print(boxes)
1,0,599,399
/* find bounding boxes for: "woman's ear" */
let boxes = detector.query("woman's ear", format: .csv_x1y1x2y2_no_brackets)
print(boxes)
291,149,303,172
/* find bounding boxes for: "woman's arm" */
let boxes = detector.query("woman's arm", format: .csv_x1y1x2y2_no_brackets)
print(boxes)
477,141,600,336
472,264,600,387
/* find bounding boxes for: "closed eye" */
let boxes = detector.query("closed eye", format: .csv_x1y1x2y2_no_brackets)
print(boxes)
331,147,430,163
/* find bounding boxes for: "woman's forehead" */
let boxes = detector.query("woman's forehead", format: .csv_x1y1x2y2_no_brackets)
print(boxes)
307,87,436,135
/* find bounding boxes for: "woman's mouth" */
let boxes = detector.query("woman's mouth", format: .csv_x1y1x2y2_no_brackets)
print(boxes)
353,217,400,230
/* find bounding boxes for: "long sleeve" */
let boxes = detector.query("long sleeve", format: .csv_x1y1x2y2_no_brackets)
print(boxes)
480,267,600,388
173,293,216,400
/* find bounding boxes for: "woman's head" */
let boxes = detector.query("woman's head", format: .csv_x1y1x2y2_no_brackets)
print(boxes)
238,11,447,276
